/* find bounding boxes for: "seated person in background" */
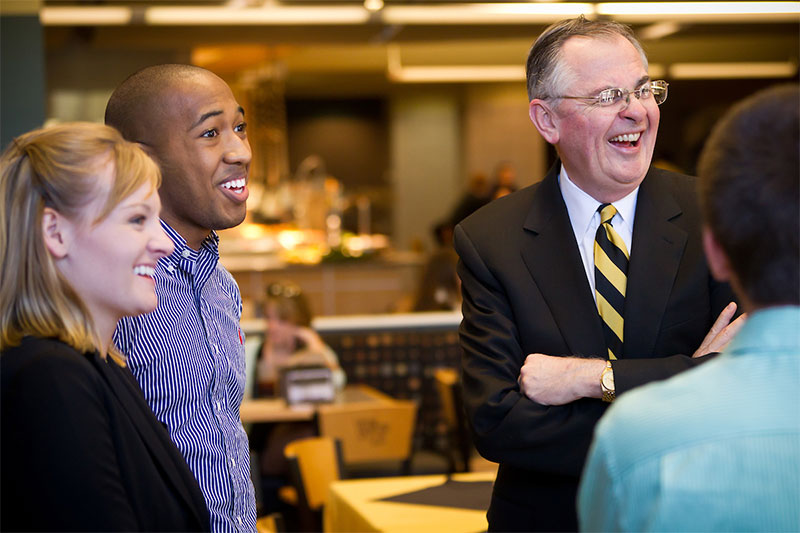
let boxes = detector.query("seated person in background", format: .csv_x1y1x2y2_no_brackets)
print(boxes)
413,221,461,312
413,248,461,312
579,84,800,532
255,281,345,397
250,282,345,514
449,171,491,226
0,123,210,531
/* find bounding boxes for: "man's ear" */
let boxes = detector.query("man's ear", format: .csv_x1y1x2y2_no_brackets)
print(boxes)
529,99,560,145
42,207,73,259
702,226,732,282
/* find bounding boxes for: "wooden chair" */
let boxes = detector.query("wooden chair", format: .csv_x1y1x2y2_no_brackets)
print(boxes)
317,400,418,475
255,512,285,533
433,367,473,473
280,436,344,531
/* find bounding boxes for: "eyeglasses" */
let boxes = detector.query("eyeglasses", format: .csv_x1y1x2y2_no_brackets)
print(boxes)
556,80,669,108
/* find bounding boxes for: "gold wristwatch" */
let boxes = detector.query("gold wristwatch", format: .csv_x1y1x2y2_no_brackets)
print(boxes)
601,360,615,403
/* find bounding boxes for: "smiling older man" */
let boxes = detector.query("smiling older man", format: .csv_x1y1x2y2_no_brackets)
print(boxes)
454,16,742,531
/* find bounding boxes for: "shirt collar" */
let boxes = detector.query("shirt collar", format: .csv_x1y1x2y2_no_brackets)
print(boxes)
558,164,639,236
725,306,800,357
160,220,220,275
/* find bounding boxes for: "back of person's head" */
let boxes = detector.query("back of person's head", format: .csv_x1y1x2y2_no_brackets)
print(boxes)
467,172,489,196
413,248,460,312
0,122,161,354
526,15,647,101
493,161,517,188
432,220,455,247
264,282,313,327
698,83,800,307
105,63,211,141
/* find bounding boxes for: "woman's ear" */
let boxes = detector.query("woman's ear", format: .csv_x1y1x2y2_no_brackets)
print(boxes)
529,99,560,145
42,207,73,259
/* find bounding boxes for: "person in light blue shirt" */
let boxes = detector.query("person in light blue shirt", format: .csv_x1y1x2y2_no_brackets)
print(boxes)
106,64,257,533
578,83,800,532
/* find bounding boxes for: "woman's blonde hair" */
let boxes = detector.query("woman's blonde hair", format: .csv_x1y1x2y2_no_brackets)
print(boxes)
0,122,161,363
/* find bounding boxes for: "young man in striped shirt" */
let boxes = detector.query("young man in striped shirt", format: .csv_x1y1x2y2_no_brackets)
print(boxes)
106,64,256,532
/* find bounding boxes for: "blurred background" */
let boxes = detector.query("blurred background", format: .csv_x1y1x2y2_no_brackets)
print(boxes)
2,0,798,318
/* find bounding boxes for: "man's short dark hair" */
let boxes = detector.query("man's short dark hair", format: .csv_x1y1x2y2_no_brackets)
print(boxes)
698,83,800,306
104,64,209,141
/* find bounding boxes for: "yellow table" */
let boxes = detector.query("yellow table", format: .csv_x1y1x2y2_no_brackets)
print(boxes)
324,471,494,533
239,397,315,423
240,384,394,423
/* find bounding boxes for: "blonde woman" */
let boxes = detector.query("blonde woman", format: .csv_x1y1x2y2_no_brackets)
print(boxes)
0,123,210,531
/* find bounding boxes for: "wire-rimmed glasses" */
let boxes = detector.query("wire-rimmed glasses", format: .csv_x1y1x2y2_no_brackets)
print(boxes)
556,80,669,108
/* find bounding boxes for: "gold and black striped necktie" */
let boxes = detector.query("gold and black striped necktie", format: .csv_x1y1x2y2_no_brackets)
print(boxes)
594,203,629,360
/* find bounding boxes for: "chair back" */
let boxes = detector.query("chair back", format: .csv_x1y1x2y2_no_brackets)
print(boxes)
317,400,418,465
433,367,472,472
284,436,343,510
256,513,285,533
434,367,459,428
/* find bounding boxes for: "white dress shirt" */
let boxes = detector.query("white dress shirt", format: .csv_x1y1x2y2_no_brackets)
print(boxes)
558,165,639,302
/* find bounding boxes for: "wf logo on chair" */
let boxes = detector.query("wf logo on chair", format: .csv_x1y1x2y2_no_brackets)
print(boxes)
356,418,389,445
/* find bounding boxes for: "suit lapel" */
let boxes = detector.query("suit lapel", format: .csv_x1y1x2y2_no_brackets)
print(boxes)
520,163,607,358
624,168,688,358
92,355,208,526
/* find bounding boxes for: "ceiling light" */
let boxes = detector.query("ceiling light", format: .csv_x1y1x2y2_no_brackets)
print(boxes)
597,2,800,22
387,45,525,83
364,0,384,13
388,63,668,84
669,61,798,79
39,6,132,25
390,65,527,83
37,1,800,27
382,2,595,25
145,6,371,25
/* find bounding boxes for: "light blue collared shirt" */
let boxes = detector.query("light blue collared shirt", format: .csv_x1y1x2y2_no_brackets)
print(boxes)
579,306,800,532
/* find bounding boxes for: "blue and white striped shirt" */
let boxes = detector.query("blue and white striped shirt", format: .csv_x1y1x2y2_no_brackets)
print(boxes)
115,221,256,533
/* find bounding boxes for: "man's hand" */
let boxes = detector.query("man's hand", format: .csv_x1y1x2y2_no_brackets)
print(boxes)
692,302,747,358
518,354,606,405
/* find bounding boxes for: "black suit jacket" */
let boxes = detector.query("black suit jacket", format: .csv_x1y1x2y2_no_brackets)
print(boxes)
454,164,734,531
1,336,211,532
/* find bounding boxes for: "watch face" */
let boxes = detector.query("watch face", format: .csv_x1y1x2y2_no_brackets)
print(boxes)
602,369,615,389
